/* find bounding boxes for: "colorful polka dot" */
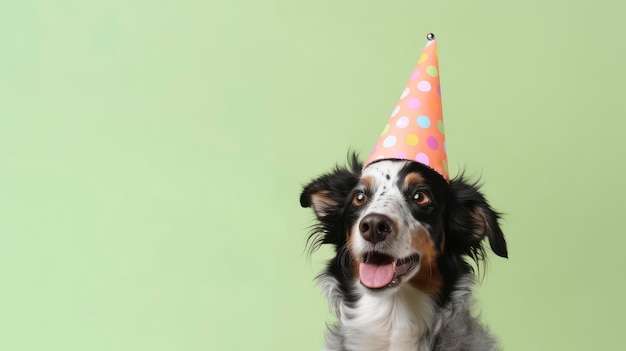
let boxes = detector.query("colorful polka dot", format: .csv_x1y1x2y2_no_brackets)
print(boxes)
426,66,438,77
437,120,445,134
390,105,400,118
418,54,428,64
396,116,410,128
393,151,407,159
417,81,431,92
407,98,421,109
406,134,419,146
383,135,397,148
415,152,430,165
417,80,432,93
442,160,448,175
427,136,438,150
400,87,410,99
410,70,420,81
443,141,447,154
416,115,431,128
380,123,390,136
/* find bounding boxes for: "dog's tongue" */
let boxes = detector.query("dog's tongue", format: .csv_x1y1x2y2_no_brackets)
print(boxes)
359,255,395,289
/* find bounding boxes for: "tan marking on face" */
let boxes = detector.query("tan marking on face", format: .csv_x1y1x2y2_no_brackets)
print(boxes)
409,227,443,296
360,176,373,189
403,172,425,189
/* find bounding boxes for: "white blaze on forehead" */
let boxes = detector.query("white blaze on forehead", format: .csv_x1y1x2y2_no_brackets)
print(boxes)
361,160,407,181
360,160,412,219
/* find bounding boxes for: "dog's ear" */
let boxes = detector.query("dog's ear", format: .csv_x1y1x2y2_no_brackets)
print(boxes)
447,176,508,259
300,153,362,220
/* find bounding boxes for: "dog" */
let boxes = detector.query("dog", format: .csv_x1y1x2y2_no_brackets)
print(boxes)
300,154,507,351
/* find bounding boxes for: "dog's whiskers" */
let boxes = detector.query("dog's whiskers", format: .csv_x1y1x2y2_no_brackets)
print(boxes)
337,244,352,277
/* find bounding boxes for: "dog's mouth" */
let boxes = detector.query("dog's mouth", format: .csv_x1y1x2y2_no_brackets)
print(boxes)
358,252,420,289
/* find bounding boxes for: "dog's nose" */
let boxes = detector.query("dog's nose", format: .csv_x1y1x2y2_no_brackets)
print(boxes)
359,213,394,244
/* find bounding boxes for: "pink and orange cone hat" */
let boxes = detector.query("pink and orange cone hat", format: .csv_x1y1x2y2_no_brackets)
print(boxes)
364,33,449,181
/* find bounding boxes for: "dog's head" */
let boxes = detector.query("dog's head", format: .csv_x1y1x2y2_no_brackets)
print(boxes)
300,154,507,299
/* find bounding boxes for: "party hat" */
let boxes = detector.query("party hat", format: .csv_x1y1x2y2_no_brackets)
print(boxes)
364,33,449,181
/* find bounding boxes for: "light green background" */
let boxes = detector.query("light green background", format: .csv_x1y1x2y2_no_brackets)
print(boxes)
1,1,625,350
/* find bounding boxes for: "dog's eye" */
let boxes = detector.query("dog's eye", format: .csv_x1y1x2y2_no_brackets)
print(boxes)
353,192,367,206
413,191,431,206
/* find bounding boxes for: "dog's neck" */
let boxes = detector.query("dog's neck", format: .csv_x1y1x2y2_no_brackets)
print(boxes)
325,280,437,351
320,274,493,351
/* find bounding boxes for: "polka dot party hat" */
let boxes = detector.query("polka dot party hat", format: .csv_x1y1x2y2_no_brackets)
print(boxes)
364,33,449,181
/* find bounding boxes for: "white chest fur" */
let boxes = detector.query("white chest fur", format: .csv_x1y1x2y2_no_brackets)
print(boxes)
339,286,436,351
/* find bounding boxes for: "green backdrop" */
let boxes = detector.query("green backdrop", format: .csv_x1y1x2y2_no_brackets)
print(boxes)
1,1,625,350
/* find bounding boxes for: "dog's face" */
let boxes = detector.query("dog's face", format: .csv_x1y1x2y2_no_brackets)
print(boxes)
301,156,507,299
345,160,447,293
